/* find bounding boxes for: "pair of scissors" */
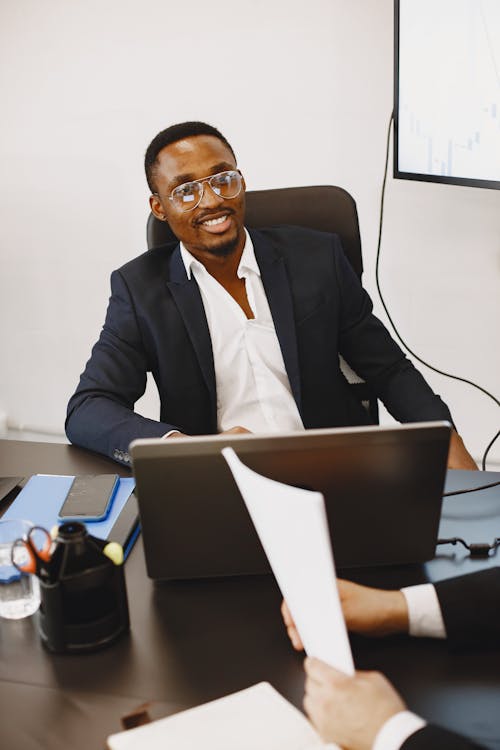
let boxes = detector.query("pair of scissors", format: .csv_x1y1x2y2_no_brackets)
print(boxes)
11,526,54,582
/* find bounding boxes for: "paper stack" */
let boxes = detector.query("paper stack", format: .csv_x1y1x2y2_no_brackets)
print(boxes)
107,682,336,750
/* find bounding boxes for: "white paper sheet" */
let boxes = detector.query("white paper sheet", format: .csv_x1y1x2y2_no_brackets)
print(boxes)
107,682,326,750
222,447,354,675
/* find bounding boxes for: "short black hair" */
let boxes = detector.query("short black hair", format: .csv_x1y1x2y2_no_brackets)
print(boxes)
144,121,236,193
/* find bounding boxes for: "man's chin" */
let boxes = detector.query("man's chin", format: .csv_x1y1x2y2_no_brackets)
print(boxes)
203,235,240,258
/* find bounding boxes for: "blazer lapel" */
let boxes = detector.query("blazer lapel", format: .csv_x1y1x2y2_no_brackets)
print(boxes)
166,247,217,420
251,230,302,412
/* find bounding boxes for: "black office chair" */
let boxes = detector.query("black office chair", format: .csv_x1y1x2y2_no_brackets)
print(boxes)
146,185,378,423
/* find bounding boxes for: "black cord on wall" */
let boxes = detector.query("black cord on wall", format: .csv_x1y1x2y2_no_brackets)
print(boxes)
375,111,500,470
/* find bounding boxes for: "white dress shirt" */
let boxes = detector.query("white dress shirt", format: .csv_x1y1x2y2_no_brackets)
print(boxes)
372,711,427,750
402,583,447,639
172,234,448,750
179,230,304,434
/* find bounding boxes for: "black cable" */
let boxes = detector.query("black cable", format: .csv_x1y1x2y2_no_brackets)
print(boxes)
436,536,500,557
443,480,500,497
376,111,500,468
482,429,500,471
438,475,500,555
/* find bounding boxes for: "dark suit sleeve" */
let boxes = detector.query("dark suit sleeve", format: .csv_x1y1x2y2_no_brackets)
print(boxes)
402,724,487,749
65,270,176,464
434,567,500,648
400,571,498,750
332,240,453,424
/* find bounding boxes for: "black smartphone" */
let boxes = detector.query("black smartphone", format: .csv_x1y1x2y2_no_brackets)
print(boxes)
58,474,119,522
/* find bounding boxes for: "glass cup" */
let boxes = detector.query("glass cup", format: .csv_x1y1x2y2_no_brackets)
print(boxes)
0,519,41,620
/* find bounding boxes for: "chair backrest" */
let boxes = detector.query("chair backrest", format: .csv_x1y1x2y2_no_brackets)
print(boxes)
146,185,363,279
146,184,377,422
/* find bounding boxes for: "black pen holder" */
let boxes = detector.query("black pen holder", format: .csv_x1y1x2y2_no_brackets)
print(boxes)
38,522,129,653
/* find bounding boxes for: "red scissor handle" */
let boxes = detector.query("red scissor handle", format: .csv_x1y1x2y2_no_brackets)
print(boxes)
11,527,52,574
29,526,52,562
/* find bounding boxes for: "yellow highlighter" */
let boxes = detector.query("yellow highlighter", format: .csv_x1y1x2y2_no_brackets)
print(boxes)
102,542,124,566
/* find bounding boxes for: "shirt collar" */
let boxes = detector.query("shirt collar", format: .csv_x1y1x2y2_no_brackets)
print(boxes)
179,228,260,280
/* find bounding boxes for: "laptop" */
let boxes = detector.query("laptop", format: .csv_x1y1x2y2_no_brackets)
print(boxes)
130,421,451,580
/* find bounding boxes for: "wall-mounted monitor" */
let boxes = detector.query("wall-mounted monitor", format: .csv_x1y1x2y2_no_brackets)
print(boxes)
394,0,500,190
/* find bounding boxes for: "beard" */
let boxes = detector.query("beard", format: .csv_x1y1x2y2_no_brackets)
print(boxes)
205,234,241,257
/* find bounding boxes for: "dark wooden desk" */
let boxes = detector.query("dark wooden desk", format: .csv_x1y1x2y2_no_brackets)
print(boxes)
1,440,499,750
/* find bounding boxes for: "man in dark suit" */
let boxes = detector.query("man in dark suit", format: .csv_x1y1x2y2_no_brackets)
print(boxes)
282,568,500,749
65,121,476,469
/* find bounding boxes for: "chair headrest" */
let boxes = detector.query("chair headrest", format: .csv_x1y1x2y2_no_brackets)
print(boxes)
146,185,363,278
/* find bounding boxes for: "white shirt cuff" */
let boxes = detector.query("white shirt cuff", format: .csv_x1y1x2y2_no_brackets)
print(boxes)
401,583,447,639
372,710,427,750
162,430,182,438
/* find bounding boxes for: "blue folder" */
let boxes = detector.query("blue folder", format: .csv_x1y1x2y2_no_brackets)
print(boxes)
2,475,139,560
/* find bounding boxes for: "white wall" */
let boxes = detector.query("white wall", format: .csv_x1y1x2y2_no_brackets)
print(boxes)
0,0,498,464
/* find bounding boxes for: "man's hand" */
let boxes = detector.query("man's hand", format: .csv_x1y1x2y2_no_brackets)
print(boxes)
304,658,406,750
220,426,252,435
167,426,252,438
281,599,303,650
281,579,409,650
336,579,409,637
447,430,478,470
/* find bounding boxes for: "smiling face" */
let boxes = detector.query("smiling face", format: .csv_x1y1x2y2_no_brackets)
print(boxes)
149,134,246,263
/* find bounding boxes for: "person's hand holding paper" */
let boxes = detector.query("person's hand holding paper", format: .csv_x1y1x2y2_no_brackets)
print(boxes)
221,448,353,676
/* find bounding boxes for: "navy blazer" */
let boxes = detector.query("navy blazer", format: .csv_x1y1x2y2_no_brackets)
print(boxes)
403,726,487,749
401,568,500,750
435,566,500,649
66,226,452,463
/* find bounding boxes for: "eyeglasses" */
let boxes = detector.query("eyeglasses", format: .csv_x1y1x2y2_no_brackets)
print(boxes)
168,170,243,212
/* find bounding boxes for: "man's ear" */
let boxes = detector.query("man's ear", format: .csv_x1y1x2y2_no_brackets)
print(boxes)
150,193,167,221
